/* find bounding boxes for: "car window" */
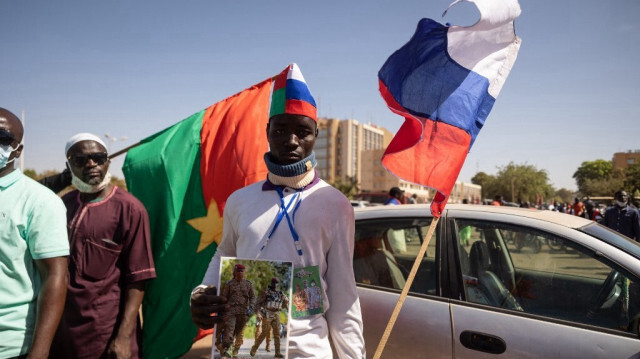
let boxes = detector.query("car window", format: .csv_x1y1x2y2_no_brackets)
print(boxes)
455,219,640,335
354,217,437,295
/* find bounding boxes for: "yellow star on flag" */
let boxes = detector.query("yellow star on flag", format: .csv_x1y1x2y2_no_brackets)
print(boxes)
187,199,223,253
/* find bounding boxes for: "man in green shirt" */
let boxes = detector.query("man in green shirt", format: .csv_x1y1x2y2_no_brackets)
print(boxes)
0,108,69,359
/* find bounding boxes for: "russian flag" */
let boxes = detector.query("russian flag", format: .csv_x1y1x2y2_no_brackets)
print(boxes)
270,63,317,121
379,0,522,217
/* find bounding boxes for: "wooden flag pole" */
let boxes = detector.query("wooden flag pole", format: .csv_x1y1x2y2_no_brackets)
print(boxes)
372,216,441,359
108,142,141,160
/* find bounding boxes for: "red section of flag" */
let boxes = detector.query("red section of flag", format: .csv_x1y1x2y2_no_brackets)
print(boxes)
379,79,470,217
285,99,317,121
272,67,288,91
194,328,213,342
200,78,273,214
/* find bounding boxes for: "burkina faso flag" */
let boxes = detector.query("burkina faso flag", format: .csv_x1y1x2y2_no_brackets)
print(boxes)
123,77,272,358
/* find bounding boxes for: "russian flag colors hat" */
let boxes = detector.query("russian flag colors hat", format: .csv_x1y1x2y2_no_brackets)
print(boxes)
269,63,317,121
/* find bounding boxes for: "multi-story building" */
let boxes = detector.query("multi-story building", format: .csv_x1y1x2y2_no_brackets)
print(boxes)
613,150,640,170
317,117,479,204
316,117,386,184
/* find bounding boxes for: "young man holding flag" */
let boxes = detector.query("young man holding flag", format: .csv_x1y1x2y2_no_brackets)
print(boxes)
190,64,365,359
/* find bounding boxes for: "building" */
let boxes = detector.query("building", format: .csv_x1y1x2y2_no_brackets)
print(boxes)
612,150,640,170
317,117,480,204
450,181,482,204
316,117,387,184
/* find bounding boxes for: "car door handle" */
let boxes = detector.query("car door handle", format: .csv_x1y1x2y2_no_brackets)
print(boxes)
460,330,506,354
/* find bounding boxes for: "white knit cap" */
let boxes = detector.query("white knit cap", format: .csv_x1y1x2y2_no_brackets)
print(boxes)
65,133,108,155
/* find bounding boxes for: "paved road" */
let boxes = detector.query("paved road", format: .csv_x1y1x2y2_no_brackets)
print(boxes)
185,335,280,358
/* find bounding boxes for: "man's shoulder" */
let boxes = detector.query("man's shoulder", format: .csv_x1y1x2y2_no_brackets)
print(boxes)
227,180,268,203
18,175,66,208
311,180,351,203
110,187,150,214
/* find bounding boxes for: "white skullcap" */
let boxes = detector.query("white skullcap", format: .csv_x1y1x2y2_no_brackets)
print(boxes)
65,133,108,155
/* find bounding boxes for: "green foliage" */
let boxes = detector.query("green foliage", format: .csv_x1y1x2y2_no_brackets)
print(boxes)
625,164,640,195
473,163,554,203
220,258,293,297
572,159,615,195
554,188,574,203
23,168,37,179
471,172,496,199
330,176,359,199
580,171,625,197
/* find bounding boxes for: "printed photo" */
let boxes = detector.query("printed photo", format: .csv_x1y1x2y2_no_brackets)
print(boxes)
212,257,293,359
291,266,324,319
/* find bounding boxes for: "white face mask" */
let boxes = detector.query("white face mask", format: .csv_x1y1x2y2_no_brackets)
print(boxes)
70,169,112,193
616,200,627,207
0,144,17,169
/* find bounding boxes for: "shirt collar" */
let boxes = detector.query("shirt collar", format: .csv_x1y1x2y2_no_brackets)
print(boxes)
0,169,22,189
262,170,320,192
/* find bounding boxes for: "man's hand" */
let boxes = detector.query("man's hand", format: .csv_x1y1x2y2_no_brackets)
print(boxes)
190,285,227,329
106,335,131,359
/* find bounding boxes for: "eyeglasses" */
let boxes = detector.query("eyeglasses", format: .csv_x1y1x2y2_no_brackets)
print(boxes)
67,152,109,167
0,129,16,147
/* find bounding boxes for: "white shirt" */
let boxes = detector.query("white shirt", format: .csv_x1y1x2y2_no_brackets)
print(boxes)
201,178,365,358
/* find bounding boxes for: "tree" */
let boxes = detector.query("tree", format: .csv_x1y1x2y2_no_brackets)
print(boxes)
494,162,554,203
572,159,614,195
471,163,554,203
471,172,496,200
23,169,37,179
554,188,574,204
331,176,359,199
625,163,640,195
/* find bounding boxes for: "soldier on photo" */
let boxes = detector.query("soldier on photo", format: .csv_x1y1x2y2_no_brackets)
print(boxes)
254,308,271,353
250,278,289,357
219,263,255,358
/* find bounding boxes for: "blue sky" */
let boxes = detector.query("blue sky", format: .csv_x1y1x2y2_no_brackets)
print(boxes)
2,0,639,190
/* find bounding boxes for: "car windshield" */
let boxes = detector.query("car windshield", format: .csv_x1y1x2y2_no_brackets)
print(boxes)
579,222,640,259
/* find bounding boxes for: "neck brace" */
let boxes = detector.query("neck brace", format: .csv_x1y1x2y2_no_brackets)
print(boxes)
265,152,316,189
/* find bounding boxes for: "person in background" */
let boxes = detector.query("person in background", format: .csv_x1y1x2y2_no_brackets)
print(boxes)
50,133,156,359
491,195,503,206
603,190,640,242
384,187,404,205
582,200,602,222
0,108,69,359
406,193,417,204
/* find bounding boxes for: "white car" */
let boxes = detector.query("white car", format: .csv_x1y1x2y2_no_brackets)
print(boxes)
354,204,640,358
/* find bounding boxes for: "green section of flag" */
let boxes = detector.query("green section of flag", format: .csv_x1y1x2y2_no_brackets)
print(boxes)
123,110,217,359
269,87,286,118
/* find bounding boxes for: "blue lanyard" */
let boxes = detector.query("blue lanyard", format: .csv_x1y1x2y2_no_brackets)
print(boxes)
265,186,303,256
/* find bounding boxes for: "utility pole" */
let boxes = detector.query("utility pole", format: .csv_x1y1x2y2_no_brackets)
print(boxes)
20,110,25,171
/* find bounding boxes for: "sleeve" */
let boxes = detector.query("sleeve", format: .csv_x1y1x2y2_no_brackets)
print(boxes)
122,197,156,283
37,169,72,194
220,282,229,298
28,193,69,259
324,199,365,359
602,208,612,229
201,197,238,287
249,283,256,312
256,290,266,309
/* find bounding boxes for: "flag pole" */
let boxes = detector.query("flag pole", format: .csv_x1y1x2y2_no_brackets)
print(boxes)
108,142,141,159
372,216,440,359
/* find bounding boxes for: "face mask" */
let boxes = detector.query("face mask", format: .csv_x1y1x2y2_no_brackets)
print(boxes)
70,168,112,193
0,144,16,169
616,200,627,207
